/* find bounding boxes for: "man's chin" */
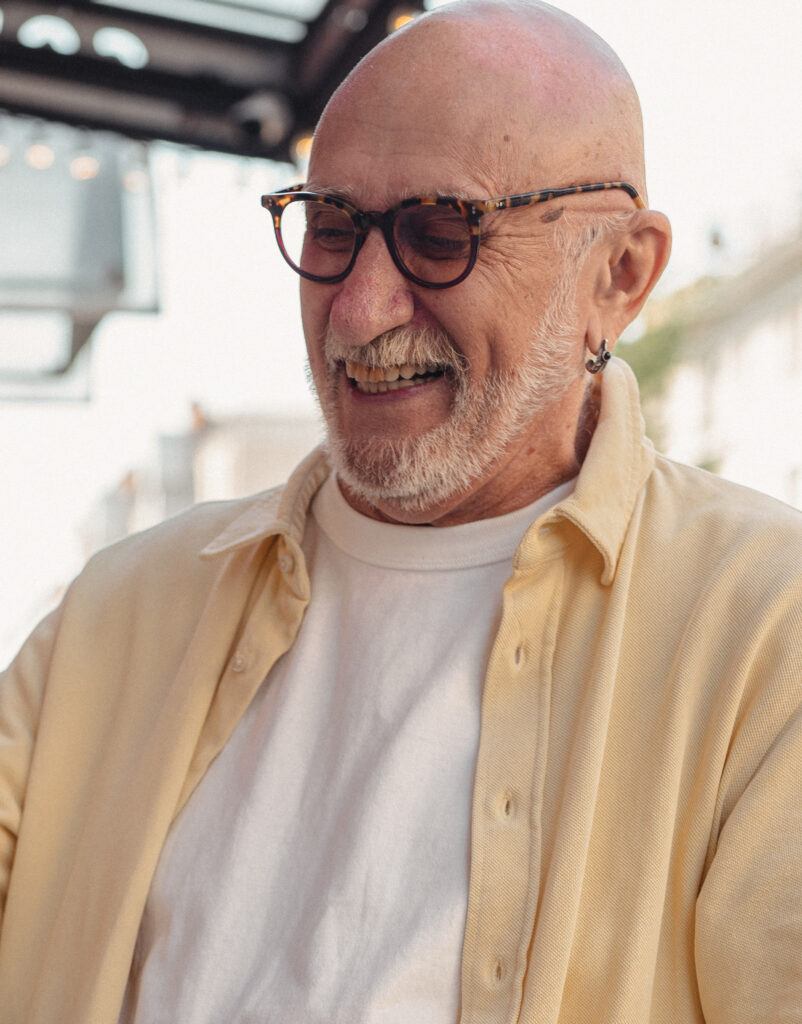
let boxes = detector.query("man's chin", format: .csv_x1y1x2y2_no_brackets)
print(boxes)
325,428,467,517
329,443,438,514
318,343,577,520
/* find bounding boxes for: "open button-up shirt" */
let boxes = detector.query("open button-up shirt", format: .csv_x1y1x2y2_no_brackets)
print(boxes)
1,359,800,1023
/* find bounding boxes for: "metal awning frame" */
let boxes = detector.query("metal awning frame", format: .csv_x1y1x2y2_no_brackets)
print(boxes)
0,0,425,163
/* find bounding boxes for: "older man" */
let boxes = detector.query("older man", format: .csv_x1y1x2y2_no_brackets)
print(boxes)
1,2,800,1022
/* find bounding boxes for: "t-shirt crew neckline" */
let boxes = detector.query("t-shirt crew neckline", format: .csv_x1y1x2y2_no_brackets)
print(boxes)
312,472,576,572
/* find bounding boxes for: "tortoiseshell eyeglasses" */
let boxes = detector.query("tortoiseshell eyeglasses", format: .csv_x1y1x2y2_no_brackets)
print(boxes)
261,181,644,290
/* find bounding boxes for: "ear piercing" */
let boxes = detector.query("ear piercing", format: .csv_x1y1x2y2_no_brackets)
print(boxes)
586,338,611,374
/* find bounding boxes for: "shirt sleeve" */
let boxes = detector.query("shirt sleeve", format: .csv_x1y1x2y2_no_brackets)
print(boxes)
694,619,802,1023
0,607,61,927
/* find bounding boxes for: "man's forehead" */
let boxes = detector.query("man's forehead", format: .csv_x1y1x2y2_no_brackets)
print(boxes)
306,112,510,206
308,1,646,202
306,93,555,207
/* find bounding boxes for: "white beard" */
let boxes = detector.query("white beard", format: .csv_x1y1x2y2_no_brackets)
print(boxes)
311,267,584,514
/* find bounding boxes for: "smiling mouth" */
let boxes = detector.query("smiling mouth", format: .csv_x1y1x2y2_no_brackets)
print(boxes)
344,360,446,394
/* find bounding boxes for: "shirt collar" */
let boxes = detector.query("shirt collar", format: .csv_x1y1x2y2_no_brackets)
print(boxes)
201,357,654,583
516,356,655,583
199,446,331,559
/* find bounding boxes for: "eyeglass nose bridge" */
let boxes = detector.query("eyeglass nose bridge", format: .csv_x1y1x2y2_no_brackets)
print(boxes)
348,207,412,282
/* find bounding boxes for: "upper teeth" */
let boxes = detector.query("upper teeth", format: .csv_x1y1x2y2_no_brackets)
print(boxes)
345,360,438,383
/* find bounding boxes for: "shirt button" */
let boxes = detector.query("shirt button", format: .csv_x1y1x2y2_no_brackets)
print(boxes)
278,552,294,574
230,651,247,673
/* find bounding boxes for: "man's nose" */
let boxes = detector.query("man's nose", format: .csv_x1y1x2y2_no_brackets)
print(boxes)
327,228,415,347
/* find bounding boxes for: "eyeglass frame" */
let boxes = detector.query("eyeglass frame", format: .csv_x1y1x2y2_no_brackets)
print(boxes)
261,180,645,290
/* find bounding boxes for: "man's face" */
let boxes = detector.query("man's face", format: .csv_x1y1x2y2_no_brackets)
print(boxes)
300,46,591,524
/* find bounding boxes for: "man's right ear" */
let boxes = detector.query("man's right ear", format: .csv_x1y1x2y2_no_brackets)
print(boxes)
592,210,672,339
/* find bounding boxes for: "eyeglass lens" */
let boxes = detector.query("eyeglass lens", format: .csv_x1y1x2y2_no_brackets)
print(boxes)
278,200,473,285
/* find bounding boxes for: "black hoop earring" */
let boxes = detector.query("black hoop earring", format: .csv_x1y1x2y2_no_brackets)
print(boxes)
586,339,612,375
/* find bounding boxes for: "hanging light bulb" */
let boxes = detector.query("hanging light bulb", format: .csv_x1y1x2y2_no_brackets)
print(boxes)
66,128,101,180
293,133,313,163
25,141,55,170
388,6,419,32
70,153,100,180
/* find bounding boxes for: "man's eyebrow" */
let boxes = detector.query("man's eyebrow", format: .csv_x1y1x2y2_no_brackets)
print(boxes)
303,182,365,204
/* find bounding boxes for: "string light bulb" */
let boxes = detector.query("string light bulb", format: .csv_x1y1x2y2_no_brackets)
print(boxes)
293,133,313,163
25,142,55,170
70,153,100,180
388,7,418,31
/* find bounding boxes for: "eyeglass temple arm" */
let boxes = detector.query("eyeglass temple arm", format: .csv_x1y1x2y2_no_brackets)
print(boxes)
480,181,645,213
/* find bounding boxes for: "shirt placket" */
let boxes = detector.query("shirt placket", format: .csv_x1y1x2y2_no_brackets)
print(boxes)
459,545,564,1024
177,534,309,814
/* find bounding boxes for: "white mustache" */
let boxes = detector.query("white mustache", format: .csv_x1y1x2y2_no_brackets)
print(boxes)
323,325,467,374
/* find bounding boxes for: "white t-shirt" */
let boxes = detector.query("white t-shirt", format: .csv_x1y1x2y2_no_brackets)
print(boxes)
120,474,573,1024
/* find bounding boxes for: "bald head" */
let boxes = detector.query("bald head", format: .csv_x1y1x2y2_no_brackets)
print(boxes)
311,0,646,201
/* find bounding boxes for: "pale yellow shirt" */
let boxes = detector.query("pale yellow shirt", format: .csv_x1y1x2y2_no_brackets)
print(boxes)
120,474,572,1023
1,359,801,1023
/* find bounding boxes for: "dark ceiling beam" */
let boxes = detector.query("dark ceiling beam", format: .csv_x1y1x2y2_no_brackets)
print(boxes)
0,42,258,109
0,0,426,161
0,58,294,160
0,1,299,159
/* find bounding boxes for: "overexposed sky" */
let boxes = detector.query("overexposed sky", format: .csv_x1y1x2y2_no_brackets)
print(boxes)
1,0,801,662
